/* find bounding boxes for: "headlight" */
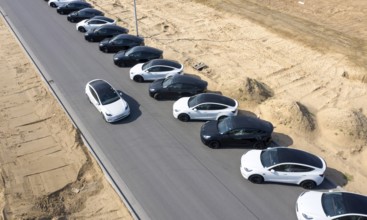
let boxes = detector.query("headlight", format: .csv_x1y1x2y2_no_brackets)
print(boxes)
244,167,252,172
125,105,129,110
302,213,314,220
203,135,211,139
105,113,112,116
174,109,180,112
113,57,118,60
149,88,155,92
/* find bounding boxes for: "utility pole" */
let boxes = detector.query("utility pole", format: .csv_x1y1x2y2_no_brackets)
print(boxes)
133,0,139,36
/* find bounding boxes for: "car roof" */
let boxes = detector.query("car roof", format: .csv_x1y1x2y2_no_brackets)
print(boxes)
113,34,144,42
146,59,181,68
226,115,273,133
78,8,102,13
89,79,114,95
272,147,323,168
128,46,162,54
333,192,367,215
90,16,114,23
171,75,207,87
67,1,90,6
96,25,128,32
194,93,236,107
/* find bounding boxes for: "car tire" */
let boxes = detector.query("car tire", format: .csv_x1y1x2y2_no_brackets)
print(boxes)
217,115,227,122
59,10,64,15
253,141,266,149
248,175,264,184
103,47,109,53
300,180,316,189
153,93,162,100
208,141,221,149
133,75,144,83
78,26,86,32
50,2,56,7
178,113,190,122
89,37,94,42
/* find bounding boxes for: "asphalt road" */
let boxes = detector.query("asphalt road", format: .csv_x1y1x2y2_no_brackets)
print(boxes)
0,1,332,219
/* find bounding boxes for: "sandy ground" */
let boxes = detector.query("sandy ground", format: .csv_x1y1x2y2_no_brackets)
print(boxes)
89,0,367,194
0,18,132,219
1,0,367,218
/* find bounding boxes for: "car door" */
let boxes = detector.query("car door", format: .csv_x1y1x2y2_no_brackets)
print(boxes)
87,20,105,31
166,83,183,99
145,66,162,80
224,129,245,146
209,104,229,119
88,86,102,112
191,104,212,120
264,164,293,183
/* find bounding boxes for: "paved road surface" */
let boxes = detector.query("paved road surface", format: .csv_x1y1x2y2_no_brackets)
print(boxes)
0,1,333,219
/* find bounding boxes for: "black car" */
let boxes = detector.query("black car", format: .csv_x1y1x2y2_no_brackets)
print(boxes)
67,8,104,23
113,46,163,67
149,75,208,100
200,115,273,149
99,34,144,53
84,25,129,42
56,1,92,15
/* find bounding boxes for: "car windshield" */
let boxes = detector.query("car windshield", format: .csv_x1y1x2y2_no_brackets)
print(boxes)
322,193,347,217
188,95,200,108
125,48,134,56
260,148,279,167
217,118,231,134
162,76,173,88
100,90,120,105
142,61,153,71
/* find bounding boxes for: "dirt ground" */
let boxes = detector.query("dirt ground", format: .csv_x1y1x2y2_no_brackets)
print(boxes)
0,17,132,219
0,0,367,219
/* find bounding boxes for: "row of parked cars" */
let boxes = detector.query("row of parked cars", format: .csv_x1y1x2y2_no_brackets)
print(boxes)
44,0,367,219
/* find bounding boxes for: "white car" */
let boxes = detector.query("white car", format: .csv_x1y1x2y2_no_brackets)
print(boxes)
240,147,326,189
296,191,367,220
85,79,130,122
76,16,116,33
48,0,84,8
130,59,183,82
173,93,238,122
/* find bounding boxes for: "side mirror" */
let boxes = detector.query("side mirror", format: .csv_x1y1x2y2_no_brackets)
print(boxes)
118,91,123,96
192,108,197,111
270,169,275,173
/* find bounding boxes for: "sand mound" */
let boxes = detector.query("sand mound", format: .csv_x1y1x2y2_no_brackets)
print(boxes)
225,77,273,104
256,99,315,132
317,108,367,151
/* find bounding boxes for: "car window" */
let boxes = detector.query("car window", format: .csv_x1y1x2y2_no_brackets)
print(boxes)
195,104,210,110
288,165,314,172
96,20,106,24
208,104,227,110
242,130,259,135
98,29,108,34
272,164,290,172
160,67,174,71
169,83,182,89
68,3,75,7
333,216,367,220
89,86,99,103
228,129,244,136
148,67,161,72
129,52,141,58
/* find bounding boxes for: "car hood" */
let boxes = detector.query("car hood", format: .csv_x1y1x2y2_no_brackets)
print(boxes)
99,38,111,46
241,150,263,170
296,191,326,219
130,63,144,75
149,78,164,91
102,98,128,116
200,121,219,137
113,50,126,60
173,97,190,112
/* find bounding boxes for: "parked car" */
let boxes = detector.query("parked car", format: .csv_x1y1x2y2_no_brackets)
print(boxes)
240,147,326,188
149,75,207,100
130,59,183,82
84,25,129,42
200,115,273,149
76,16,116,33
99,34,144,53
67,8,104,23
49,0,85,8
296,191,367,220
173,93,238,122
85,79,130,122
113,46,163,67
56,1,91,15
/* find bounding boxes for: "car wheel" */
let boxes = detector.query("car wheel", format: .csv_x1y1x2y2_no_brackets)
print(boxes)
178,113,190,122
133,75,144,83
153,93,162,100
78,26,86,32
89,37,94,42
248,175,264,184
59,10,64,15
50,2,56,7
300,180,316,189
208,141,221,149
253,141,266,149
217,115,227,122
103,47,109,53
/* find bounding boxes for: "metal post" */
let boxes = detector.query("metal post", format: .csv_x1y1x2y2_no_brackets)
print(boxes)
133,0,139,36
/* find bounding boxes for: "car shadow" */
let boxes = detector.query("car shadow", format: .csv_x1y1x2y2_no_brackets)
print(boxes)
237,109,257,117
323,167,348,189
271,132,294,147
112,90,142,124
